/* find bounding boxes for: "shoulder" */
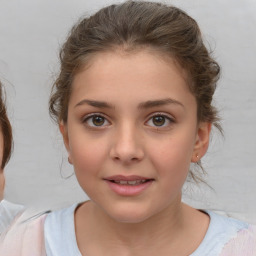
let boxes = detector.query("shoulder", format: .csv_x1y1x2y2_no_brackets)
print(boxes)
0,210,48,256
45,203,77,226
206,210,250,236
0,200,24,235
44,203,78,237
220,222,256,256
192,210,255,256
44,203,81,256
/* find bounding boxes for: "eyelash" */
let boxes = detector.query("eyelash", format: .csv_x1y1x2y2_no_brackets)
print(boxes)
82,112,175,129
145,112,175,128
82,113,111,128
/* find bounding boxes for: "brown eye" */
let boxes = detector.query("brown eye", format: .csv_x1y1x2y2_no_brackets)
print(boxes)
92,116,105,126
83,114,110,127
152,116,165,126
146,114,174,128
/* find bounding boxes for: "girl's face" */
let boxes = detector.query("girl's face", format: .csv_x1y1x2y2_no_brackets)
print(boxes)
61,50,211,223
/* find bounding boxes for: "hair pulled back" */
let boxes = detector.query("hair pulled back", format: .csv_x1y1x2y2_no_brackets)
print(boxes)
49,0,221,182
0,81,12,169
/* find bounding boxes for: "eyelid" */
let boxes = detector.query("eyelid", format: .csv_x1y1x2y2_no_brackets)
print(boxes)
82,112,108,120
82,112,111,127
145,112,175,127
147,112,175,120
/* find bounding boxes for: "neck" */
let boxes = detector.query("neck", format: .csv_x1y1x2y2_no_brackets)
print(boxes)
75,197,204,255
97,199,183,244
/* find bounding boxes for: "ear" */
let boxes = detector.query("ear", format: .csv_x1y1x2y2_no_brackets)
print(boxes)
59,121,73,164
191,122,212,163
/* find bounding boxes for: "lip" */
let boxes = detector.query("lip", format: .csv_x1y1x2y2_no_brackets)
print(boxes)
104,175,152,181
104,175,154,196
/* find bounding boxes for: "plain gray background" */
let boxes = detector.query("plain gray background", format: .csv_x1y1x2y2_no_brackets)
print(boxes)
0,0,255,223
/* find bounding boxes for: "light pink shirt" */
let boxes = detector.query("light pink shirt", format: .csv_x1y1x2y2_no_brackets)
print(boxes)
0,212,46,256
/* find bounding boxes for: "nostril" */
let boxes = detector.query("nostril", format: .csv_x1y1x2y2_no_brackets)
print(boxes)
110,141,144,163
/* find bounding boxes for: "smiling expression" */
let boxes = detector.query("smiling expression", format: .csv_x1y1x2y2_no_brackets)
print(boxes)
61,50,210,223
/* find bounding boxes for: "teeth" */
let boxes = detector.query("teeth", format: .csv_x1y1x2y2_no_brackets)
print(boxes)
114,180,148,185
128,180,137,185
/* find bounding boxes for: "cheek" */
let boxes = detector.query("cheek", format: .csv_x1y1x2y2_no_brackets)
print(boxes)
69,135,108,176
68,136,110,199
149,134,195,180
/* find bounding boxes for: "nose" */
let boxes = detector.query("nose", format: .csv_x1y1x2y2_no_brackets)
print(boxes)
110,123,145,164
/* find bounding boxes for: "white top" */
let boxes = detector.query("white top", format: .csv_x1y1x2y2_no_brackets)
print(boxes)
0,200,24,235
44,204,81,256
44,203,251,256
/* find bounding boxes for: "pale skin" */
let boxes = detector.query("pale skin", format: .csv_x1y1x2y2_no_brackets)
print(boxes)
60,49,212,256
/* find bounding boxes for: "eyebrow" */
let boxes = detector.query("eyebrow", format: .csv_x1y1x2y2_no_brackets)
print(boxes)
138,98,184,109
75,98,184,109
75,99,114,109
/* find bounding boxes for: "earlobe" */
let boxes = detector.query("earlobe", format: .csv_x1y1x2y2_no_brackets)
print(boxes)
191,122,212,163
59,121,73,164
59,121,69,148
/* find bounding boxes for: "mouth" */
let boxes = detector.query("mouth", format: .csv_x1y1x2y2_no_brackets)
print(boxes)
104,175,154,186
103,175,154,196
111,180,149,185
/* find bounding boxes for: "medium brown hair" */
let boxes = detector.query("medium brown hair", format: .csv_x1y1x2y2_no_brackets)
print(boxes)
0,81,12,169
49,1,221,181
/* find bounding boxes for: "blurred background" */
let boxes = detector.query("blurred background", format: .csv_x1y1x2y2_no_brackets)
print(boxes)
0,0,255,223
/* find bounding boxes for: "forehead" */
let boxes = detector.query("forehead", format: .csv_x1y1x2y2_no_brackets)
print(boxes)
78,48,189,82
70,50,195,108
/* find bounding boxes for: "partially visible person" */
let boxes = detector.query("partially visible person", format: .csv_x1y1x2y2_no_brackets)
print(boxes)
0,80,12,200
0,81,45,255
0,80,24,235
0,128,4,200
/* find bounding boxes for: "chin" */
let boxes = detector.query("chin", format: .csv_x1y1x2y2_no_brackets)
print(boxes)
113,214,150,224
106,204,155,224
